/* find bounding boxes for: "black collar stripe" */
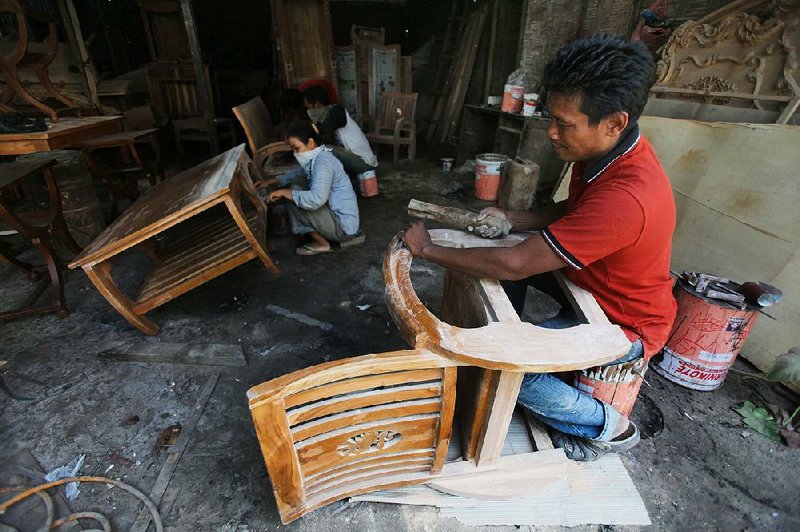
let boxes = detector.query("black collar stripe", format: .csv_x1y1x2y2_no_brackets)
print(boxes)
582,123,641,184
541,228,584,270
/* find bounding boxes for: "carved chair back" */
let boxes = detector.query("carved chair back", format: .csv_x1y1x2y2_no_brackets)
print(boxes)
247,348,457,523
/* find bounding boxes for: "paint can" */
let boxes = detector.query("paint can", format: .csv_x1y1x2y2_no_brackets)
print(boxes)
475,153,507,201
358,170,379,198
522,93,539,117
574,358,647,417
652,280,760,391
441,158,454,172
501,84,524,113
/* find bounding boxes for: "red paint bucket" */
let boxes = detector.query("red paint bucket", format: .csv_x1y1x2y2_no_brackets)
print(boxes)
358,170,379,198
501,84,524,113
574,358,647,417
475,153,507,201
652,281,760,391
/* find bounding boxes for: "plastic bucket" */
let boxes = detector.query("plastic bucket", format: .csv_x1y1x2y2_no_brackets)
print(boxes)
358,170,379,198
652,280,760,391
475,154,506,201
441,158,454,172
574,358,647,417
501,84,524,113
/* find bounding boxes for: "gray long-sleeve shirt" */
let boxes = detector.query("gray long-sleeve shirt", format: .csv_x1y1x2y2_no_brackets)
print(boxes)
278,149,360,236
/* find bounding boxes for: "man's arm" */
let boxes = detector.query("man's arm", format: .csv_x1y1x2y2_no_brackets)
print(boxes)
506,201,568,231
399,222,566,281
315,105,347,136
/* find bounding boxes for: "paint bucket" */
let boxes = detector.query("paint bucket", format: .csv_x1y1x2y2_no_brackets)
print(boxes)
358,170,379,198
441,158,454,172
652,280,760,391
501,84,524,113
574,358,647,417
475,153,507,201
522,93,539,117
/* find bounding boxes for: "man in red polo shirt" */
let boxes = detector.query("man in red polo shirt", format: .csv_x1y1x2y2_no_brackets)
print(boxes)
400,34,676,460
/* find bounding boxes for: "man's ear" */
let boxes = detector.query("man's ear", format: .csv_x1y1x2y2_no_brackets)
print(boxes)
606,112,629,137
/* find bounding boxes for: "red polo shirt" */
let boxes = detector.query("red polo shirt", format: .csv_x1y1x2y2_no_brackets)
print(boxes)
541,125,677,359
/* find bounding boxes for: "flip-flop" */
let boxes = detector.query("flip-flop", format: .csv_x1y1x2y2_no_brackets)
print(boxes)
551,422,640,462
296,243,332,256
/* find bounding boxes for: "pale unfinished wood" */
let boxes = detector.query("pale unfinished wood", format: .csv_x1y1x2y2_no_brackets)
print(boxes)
383,231,632,372
247,348,459,524
524,410,554,451
407,198,508,237
70,145,278,334
231,96,296,178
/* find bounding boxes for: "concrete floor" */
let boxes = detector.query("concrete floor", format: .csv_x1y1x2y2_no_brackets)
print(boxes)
1,155,799,531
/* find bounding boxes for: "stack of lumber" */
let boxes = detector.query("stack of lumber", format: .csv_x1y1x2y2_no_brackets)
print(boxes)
425,4,488,144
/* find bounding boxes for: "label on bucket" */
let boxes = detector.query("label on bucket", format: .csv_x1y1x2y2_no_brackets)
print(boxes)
697,350,734,363
654,348,728,391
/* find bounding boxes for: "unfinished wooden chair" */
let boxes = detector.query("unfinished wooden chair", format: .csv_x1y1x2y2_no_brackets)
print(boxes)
231,96,296,180
360,92,417,165
247,348,457,523
0,159,82,320
0,0,79,122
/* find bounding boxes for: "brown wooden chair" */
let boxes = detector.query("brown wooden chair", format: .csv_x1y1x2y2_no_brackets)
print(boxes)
247,348,457,524
360,92,417,165
0,0,79,122
0,159,82,320
231,96,296,180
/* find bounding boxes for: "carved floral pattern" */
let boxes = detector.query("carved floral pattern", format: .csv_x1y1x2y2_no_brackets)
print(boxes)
337,430,401,456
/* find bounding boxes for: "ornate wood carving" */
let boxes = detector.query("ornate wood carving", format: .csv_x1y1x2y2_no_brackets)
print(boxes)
653,0,799,121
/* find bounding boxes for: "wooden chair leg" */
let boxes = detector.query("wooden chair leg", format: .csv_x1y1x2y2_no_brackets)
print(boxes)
0,245,40,280
33,66,78,109
409,137,416,164
31,237,69,318
83,262,159,335
2,66,59,122
393,138,400,166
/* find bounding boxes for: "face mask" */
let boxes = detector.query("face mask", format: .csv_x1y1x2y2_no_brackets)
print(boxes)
294,146,322,170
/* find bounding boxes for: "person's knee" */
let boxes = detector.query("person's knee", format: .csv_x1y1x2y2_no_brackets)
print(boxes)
518,375,580,415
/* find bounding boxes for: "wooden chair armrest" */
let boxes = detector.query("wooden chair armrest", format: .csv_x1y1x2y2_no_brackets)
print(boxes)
254,141,292,170
394,117,416,138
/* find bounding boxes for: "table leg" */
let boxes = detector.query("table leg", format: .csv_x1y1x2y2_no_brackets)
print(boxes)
83,261,159,335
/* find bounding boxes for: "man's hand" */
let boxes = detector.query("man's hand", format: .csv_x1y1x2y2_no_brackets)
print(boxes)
267,188,292,203
398,221,433,258
473,207,511,239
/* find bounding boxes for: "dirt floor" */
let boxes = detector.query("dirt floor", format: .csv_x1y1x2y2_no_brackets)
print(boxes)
1,150,799,531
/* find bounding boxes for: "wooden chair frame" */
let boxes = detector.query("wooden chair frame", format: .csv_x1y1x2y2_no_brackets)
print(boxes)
0,0,78,122
248,348,458,523
360,92,418,166
231,96,295,180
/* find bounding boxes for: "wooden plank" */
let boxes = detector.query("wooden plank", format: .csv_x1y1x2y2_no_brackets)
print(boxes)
553,271,612,326
474,371,523,466
432,366,457,472
524,410,554,451
64,0,100,108
130,374,219,532
98,342,246,366
304,449,434,486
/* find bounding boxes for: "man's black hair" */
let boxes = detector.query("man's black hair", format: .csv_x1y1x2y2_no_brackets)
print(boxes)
303,85,330,106
542,34,655,126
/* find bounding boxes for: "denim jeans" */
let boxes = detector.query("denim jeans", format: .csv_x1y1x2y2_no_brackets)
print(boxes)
504,273,643,441
330,146,377,175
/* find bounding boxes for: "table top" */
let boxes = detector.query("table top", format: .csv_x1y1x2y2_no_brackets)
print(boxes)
70,144,247,268
0,159,57,190
0,116,124,141
78,128,159,149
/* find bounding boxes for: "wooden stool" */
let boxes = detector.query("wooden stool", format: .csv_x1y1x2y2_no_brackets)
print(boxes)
0,159,82,320
78,128,164,219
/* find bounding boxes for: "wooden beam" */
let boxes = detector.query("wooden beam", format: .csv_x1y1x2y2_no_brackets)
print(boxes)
62,0,100,109
179,0,219,154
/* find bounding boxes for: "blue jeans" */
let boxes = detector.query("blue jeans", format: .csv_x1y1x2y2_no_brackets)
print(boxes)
503,274,643,441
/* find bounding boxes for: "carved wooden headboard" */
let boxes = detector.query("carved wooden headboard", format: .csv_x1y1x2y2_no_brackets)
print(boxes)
652,0,800,123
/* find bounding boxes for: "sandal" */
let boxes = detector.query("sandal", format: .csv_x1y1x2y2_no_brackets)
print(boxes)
551,422,640,462
296,243,332,256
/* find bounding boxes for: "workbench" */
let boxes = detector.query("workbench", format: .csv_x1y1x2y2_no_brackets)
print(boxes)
0,116,124,156
69,144,278,335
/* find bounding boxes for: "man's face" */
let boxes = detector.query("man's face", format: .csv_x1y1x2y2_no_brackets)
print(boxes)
546,93,626,163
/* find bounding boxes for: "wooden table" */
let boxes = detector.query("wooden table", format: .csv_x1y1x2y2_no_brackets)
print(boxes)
0,116,124,156
69,144,278,335
1,159,82,320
